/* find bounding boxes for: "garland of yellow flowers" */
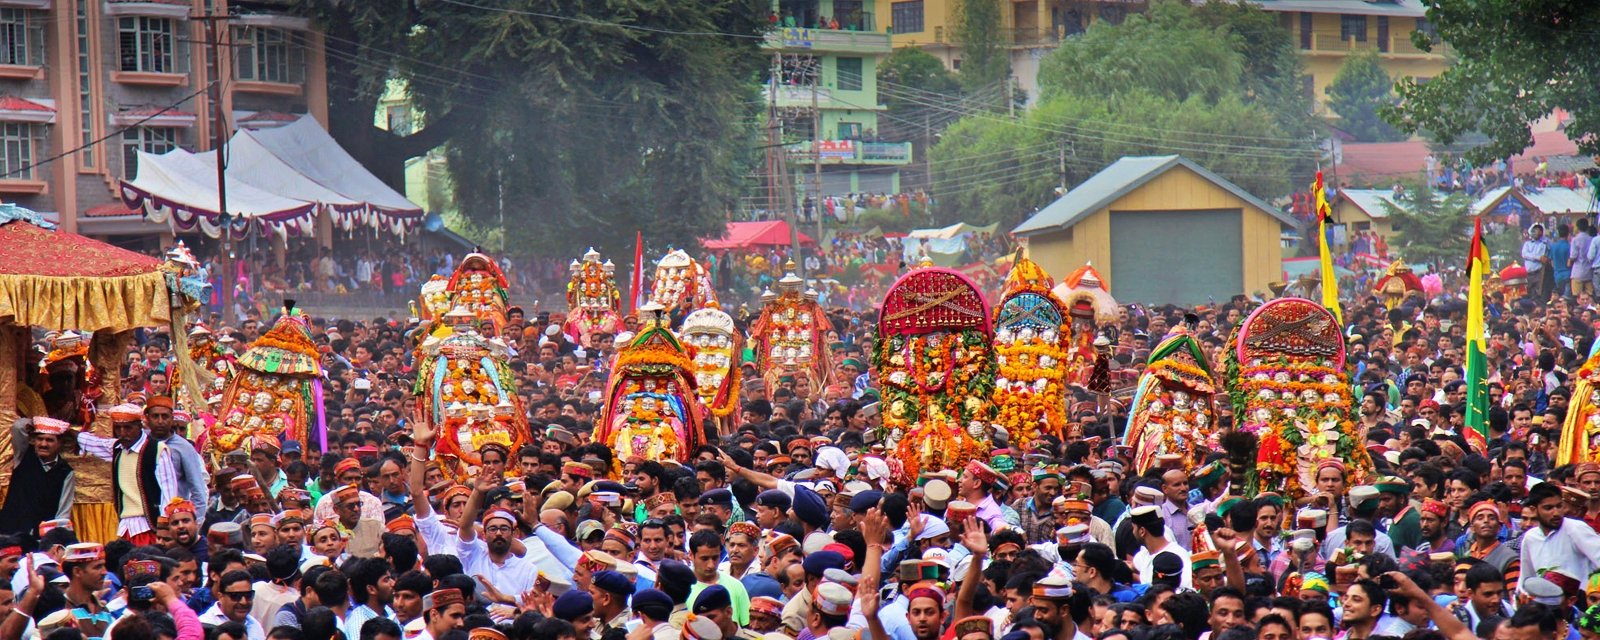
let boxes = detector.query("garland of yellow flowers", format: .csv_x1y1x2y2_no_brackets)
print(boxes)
992,325,1070,445
1237,357,1371,499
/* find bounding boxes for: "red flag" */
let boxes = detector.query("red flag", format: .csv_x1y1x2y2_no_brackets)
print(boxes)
631,231,645,313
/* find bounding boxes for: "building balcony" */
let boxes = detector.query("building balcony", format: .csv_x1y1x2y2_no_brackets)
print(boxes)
764,27,890,54
787,140,913,165
1304,34,1453,57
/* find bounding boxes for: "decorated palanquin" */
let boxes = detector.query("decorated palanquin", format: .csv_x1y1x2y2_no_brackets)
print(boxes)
751,263,833,399
649,250,717,319
990,258,1070,447
211,307,323,458
1558,341,1600,465
679,306,742,432
447,253,510,337
183,324,234,410
415,275,452,323
1124,324,1218,475
565,248,624,347
1052,262,1118,387
1223,298,1371,499
1498,265,1529,300
874,265,996,478
415,306,531,480
596,304,708,463
1371,260,1425,310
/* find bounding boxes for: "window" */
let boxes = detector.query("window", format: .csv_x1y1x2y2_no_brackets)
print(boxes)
0,9,42,66
836,57,863,91
1376,16,1388,52
76,0,91,167
1299,12,1312,49
386,105,412,135
235,27,305,84
837,122,861,139
891,1,923,34
1340,15,1367,42
122,127,178,177
119,16,174,73
0,123,41,179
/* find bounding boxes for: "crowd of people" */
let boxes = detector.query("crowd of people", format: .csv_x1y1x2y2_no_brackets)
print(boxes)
16,230,1600,640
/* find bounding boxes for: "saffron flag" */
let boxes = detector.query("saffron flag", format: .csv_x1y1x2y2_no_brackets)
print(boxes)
1312,172,1342,325
631,231,645,313
1464,216,1490,453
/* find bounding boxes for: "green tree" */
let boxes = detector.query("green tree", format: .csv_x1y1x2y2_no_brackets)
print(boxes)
1326,51,1405,142
930,0,1313,227
1384,183,1473,265
878,47,960,108
951,0,1010,90
294,0,769,255
1384,0,1600,163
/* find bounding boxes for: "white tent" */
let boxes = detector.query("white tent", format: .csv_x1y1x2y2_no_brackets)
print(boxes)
120,115,423,239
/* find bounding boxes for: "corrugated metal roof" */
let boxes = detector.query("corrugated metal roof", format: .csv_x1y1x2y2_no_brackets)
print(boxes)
1012,155,1296,236
1248,0,1427,17
1336,188,1407,219
1474,186,1598,216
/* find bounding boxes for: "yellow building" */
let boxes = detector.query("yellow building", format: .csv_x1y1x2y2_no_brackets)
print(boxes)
1013,155,1296,304
1253,0,1451,113
1330,188,1402,241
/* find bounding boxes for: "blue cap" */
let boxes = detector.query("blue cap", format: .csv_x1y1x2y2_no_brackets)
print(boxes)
756,489,791,511
849,490,884,513
701,488,735,507
633,588,673,620
801,550,846,577
792,485,828,528
741,571,784,600
552,590,595,621
692,585,732,614
592,570,634,598
281,439,302,454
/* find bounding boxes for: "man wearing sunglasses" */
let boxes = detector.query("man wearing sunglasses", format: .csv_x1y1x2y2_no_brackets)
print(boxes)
199,568,265,640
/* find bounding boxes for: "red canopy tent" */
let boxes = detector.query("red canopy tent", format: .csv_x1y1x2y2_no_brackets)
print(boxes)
702,220,815,250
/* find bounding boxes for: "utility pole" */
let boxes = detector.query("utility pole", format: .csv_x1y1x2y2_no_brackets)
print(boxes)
193,9,233,323
768,54,802,265
1058,140,1066,193
811,68,822,279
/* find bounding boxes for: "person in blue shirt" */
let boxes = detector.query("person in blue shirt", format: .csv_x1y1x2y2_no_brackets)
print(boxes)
1552,224,1573,299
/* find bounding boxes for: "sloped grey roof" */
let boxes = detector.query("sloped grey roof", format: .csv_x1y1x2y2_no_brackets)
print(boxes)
1011,155,1297,236
1337,188,1407,219
1248,0,1427,18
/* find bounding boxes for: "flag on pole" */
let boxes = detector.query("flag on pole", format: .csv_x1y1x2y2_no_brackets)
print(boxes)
1312,172,1342,325
631,231,645,313
1464,216,1491,453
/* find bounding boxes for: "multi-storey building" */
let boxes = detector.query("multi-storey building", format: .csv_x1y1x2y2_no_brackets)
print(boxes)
765,0,913,203
1252,0,1449,114
0,0,326,240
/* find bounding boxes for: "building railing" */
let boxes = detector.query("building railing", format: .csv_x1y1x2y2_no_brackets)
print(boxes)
785,140,914,165
1306,33,1453,56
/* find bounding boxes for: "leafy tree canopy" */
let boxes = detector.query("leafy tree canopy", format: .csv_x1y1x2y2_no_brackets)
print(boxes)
1385,0,1600,164
295,0,769,255
1384,183,1473,265
951,0,1010,90
930,0,1314,228
1326,51,1405,142
878,48,960,107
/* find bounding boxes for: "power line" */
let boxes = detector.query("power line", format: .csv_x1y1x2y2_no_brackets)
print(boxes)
4,84,212,179
431,0,768,39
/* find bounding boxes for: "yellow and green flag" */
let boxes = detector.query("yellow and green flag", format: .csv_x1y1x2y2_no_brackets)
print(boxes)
1465,216,1491,452
1313,172,1342,324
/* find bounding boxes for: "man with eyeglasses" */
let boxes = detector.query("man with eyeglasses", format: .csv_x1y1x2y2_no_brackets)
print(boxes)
331,484,385,558
199,569,265,640
458,473,537,602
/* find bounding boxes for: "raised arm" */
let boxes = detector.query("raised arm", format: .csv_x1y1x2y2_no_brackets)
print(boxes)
1386,571,1475,640
459,472,500,543
408,405,436,519
951,516,988,622
722,451,782,491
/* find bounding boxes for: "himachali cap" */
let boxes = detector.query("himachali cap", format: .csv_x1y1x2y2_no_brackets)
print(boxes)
766,533,799,556
164,498,197,517
387,515,417,534
605,526,637,550
965,461,1001,486
273,511,307,528
683,616,723,640
39,518,72,535
469,629,509,640
1297,508,1329,528
209,522,244,546
424,588,465,610
563,461,594,479
62,543,104,563
145,395,173,410
727,521,762,542
899,559,941,582
482,507,517,526
30,417,69,435
787,438,811,453
1128,505,1161,529
1468,501,1504,523
334,458,363,477
309,519,344,539
750,596,783,618
1056,524,1091,546
438,485,472,504
1155,454,1184,470
1524,576,1566,605
644,493,676,511
922,479,953,511
1032,575,1075,600
1132,486,1164,504
580,549,621,574
1216,497,1244,517
766,455,792,467
107,404,144,422
248,514,275,531
1190,460,1225,488
814,582,854,616
1192,550,1222,571
333,484,360,501
1543,571,1584,599
1348,486,1380,509
1059,497,1093,514
1374,476,1411,494
953,616,994,639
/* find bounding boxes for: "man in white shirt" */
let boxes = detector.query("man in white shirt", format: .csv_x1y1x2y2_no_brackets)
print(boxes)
1520,482,1600,593
1128,505,1191,588
1523,224,1550,298
458,475,536,602
199,568,266,640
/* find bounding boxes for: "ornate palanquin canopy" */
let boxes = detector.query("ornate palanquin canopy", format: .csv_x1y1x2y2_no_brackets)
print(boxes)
0,217,169,332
